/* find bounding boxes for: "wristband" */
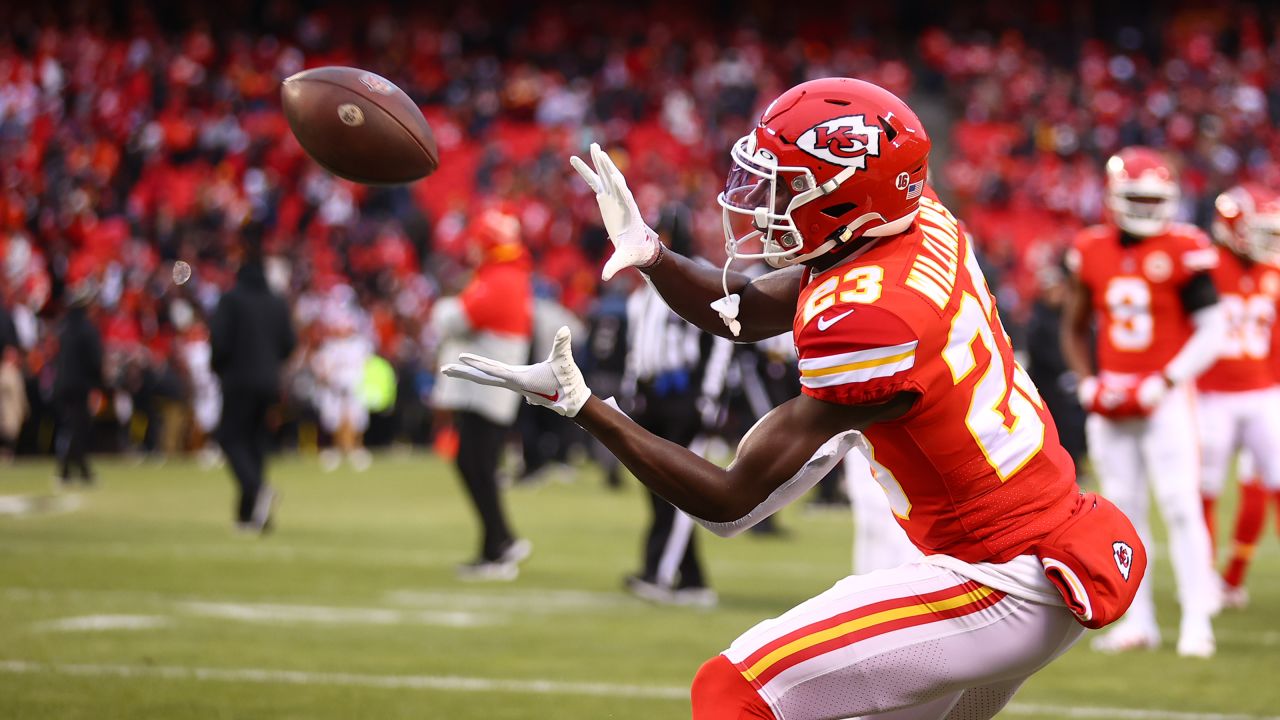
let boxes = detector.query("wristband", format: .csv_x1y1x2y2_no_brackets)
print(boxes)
638,238,665,272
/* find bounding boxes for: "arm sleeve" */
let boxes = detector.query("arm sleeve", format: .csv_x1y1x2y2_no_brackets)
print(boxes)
87,327,105,389
209,298,232,374
1164,303,1227,385
279,302,297,360
795,304,924,406
694,429,863,537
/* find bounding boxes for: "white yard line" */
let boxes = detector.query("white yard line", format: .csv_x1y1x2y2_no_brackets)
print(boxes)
6,586,1279,647
31,615,171,632
179,601,495,628
1,539,448,566
0,660,686,701
1005,703,1280,720
9,591,500,630
0,660,1276,720
383,588,636,611
4,586,626,618
0,494,82,518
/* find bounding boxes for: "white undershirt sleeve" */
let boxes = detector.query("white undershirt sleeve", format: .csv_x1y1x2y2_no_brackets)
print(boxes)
1164,303,1227,385
694,429,863,538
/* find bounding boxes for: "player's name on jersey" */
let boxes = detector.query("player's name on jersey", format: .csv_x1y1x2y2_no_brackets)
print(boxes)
906,198,962,309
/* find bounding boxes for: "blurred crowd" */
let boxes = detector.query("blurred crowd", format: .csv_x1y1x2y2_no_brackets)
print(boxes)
931,4,1280,318
0,0,1277,459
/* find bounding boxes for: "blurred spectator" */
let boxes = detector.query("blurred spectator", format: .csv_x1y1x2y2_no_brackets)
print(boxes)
175,312,223,468
1025,263,1088,471
312,293,374,472
211,253,295,534
0,298,16,356
0,346,25,462
430,208,533,581
52,283,104,486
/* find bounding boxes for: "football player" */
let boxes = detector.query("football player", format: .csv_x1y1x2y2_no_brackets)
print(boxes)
1199,184,1280,609
1061,148,1226,657
445,78,1144,720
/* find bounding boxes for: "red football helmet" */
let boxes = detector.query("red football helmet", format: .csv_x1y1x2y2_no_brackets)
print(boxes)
718,78,931,268
1104,147,1181,237
1213,183,1280,263
468,207,524,263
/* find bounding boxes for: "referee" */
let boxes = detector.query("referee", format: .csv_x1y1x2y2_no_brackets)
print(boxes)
621,206,716,607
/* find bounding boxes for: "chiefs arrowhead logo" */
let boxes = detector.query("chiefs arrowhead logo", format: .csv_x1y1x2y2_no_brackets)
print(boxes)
797,115,881,170
1113,541,1134,581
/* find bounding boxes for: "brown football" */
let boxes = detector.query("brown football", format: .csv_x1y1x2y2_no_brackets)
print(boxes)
281,66,439,184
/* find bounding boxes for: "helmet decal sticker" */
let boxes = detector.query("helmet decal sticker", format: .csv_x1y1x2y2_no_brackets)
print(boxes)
797,115,881,170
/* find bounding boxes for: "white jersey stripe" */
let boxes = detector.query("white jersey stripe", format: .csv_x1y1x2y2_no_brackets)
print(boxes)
797,341,919,373
800,357,915,389
799,343,917,389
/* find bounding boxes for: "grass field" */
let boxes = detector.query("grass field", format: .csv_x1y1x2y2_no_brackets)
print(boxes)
0,452,1278,719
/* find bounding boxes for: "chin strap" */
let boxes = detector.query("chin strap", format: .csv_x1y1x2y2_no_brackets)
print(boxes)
712,256,742,337
712,212,909,337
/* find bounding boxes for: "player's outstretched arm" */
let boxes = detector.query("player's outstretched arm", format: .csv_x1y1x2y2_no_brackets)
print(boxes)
643,252,803,342
442,326,913,531
571,142,800,342
573,390,914,532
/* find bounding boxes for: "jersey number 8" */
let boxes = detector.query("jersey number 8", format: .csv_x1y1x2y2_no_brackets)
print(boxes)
1104,276,1154,351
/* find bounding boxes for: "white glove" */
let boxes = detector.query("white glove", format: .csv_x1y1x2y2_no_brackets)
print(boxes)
570,143,661,281
1136,373,1169,411
1077,375,1099,409
441,326,591,418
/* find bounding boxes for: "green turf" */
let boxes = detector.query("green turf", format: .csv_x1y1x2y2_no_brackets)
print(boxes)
0,452,1277,719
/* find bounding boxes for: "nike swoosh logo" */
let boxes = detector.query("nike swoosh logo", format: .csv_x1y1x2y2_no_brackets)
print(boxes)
532,390,559,402
816,309,855,331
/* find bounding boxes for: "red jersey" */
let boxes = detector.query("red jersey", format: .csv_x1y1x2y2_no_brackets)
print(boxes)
793,194,1078,564
1068,223,1217,375
459,259,533,337
1197,250,1280,392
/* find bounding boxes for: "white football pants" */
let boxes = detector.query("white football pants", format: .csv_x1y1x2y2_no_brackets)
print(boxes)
1085,384,1217,636
1197,386,1280,497
722,559,1083,720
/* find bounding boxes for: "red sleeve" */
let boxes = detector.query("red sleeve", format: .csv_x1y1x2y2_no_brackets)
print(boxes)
1173,227,1218,282
796,303,924,406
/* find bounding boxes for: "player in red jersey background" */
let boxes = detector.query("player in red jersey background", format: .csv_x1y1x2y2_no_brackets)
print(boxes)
1062,147,1226,657
444,78,1145,720
1198,184,1280,609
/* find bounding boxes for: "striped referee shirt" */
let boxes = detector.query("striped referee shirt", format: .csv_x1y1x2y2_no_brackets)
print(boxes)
624,281,702,384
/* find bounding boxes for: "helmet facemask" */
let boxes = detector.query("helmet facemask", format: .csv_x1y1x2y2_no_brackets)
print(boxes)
718,134,823,270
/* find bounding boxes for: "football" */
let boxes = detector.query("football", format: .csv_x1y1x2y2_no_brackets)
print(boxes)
280,66,439,184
